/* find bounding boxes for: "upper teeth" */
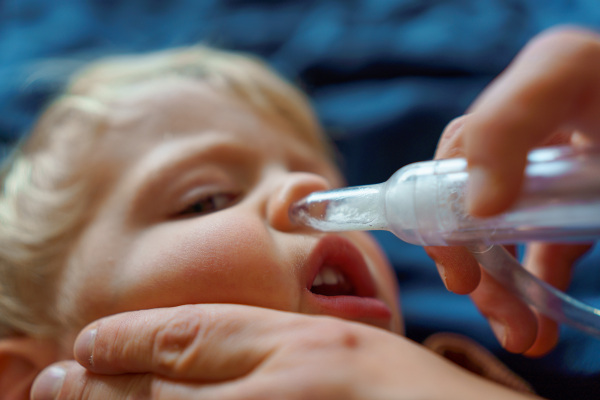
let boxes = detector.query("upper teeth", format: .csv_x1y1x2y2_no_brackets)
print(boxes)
312,266,346,287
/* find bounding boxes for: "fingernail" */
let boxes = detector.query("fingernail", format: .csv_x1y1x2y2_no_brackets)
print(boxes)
31,366,65,400
435,263,449,290
75,328,97,366
489,318,507,348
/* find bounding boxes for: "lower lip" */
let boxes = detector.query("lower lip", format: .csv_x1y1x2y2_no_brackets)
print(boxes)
305,291,393,323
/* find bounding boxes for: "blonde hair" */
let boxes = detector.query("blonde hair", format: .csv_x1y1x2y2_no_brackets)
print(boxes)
0,46,329,338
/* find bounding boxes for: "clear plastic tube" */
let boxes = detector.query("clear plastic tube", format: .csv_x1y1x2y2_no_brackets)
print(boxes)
290,145,600,337
469,244,600,337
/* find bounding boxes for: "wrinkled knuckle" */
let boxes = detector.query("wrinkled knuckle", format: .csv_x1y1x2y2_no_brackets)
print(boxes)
152,309,205,374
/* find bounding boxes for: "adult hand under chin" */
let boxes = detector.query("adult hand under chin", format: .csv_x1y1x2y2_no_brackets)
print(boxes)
31,304,539,400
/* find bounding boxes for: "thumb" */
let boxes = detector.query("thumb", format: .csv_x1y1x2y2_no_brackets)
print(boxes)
74,304,295,381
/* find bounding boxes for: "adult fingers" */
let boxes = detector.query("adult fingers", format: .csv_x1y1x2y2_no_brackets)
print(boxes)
31,360,283,400
433,114,469,159
431,115,555,352
523,242,592,291
424,116,481,294
32,304,541,400
463,27,600,216
472,243,592,355
32,361,152,400
521,242,592,357
72,304,307,380
470,270,538,353
49,306,428,399
424,246,481,294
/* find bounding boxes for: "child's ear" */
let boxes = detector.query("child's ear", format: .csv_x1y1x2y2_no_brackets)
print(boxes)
0,336,58,400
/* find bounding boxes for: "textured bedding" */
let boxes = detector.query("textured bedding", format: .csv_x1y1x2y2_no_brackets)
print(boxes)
2,1,599,398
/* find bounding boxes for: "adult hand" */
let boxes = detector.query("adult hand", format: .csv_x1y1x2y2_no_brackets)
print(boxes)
426,27,599,356
31,304,538,399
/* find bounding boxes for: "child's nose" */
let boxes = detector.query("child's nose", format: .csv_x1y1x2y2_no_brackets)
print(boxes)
267,173,331,232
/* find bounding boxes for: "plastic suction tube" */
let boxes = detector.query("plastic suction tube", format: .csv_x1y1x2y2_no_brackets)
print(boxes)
470,244,600,337
290,145,600,337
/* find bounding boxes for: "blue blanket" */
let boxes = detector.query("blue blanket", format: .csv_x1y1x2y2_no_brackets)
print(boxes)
2,1,599,398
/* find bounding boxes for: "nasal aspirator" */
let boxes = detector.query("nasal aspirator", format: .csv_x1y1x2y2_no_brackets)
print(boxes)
290,145,600,337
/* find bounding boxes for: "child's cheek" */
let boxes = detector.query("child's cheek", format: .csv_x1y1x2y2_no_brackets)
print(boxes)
112,213,296,313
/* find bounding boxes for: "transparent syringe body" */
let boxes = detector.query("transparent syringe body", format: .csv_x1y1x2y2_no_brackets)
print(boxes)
388,145,600,246
290,145,600,246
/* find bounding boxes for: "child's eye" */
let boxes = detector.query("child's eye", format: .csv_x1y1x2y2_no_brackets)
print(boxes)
177,192,240,217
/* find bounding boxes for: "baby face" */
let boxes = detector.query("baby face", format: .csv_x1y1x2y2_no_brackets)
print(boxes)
56,77,403,350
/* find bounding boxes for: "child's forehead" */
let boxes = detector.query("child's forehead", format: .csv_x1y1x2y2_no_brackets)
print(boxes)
94,77,326,167
106,78,306,140
104,77,238,125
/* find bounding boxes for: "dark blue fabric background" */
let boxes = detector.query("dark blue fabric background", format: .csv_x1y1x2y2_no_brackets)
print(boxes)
1,1,599,398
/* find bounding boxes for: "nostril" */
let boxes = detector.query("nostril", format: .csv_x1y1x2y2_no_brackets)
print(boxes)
267,173,330,232
288,194,328,229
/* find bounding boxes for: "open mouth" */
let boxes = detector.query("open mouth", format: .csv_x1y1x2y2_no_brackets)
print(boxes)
303,235,392,323
305,235,377,299
310,266,355,296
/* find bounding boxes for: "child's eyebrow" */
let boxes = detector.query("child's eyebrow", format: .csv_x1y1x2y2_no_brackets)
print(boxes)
127,133,257,212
